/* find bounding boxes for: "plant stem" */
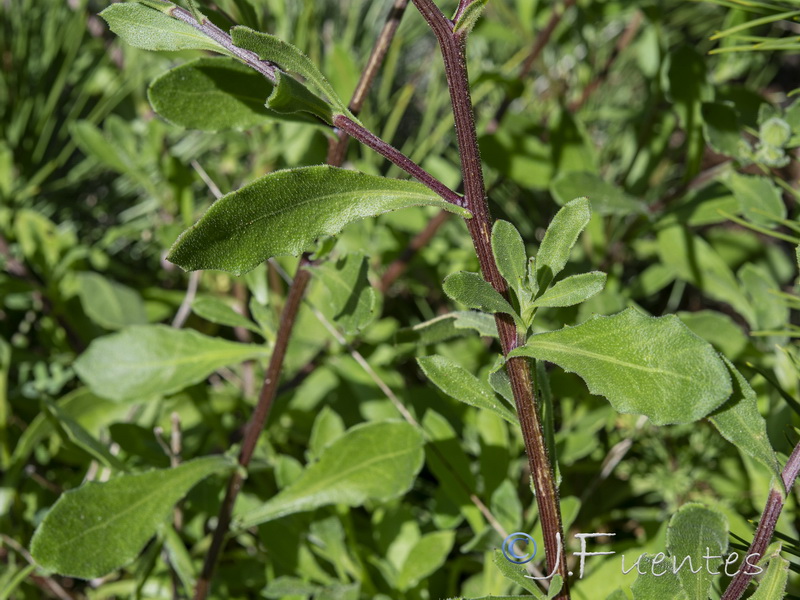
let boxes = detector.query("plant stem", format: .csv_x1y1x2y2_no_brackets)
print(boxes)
333,115,464,207
171,6,278,83
190,2,411,597
173,4,463,211
410,1,569,595
193,257,312,600
721,441,800,600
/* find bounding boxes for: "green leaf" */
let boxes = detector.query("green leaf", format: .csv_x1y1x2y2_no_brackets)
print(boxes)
492,220,530,306
99,3,224,53
313,253,379,335
307,406,345,461
678,310,748,360
396,531,455,591
266,71,335,124
76,272,147,330
709,358,781,482
442,271,518,320
491,549,545,598
657,226,755,326
508,308,732,425
533,271,606,308
395,311,498,344
739,263,788,332
167,166,470,275
749,547,789,600
30,456,234,578
725,173,786,227
184,0,203,22
454,0,489,35
192,296,261,334
230,26,349,117
535,197,591,289
236,421,424,528
71,121,131,175
665,503,728,600
630,554,687,600
550,173,645,216
73,325,268,402
147,57,317,131
44,401,128,472
547,576,564,599
701,102,743,158
417,355,518,425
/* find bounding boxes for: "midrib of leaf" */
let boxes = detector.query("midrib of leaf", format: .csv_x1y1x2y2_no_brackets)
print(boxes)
283,445,414,498
526,340,695,381
112,346,266,372
536,286,580,304
237,187,444,229
46,459,229,552
249,444,417,522
47,485,174,552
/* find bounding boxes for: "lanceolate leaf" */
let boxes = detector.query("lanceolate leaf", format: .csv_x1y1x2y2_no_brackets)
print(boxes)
30,456,234,578
76,272,147,330
230,26,350,117
709,358,781,483
167,166,470,275
192,296,261,334
417,355,518,425
395,531,455,591
750,548,790,600
442,271,518,320
99,3,224,53
535,197,591,289
533,271,606,308
508,308,732,425
492,220,530,305
666,503,728,600
236,421,424,528
395,311,498,344
73,325,269,402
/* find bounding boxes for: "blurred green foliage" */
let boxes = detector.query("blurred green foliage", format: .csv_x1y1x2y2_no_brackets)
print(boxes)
2,0,800,598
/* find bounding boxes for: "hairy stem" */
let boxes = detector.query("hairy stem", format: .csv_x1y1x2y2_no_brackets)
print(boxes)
334,115,464,207
410,0,569,595
721,442,800,600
